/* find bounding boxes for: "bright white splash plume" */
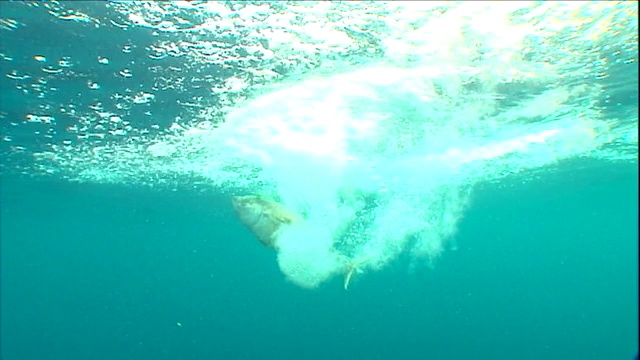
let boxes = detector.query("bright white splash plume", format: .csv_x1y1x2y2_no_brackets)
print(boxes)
1,1,636,288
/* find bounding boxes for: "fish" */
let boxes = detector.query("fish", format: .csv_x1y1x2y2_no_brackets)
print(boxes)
231,195,302,249
231,195,368,290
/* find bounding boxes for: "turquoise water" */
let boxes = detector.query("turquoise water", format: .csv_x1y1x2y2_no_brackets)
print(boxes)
0,2,638,359
1,164,637,359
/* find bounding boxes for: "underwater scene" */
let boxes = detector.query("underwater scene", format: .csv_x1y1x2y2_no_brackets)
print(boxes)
0,1,638,359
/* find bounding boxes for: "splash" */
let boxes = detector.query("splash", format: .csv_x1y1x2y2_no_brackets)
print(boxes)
0,1,637,288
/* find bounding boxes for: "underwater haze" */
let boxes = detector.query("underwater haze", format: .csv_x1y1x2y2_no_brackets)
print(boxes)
0,1,638,360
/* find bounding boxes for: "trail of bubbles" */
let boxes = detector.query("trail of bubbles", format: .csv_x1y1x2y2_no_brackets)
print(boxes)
0,1,636,287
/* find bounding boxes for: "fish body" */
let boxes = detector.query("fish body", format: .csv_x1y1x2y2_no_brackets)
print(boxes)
231,195,302,249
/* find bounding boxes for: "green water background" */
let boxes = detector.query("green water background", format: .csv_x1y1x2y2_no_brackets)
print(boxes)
1,160,636,360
